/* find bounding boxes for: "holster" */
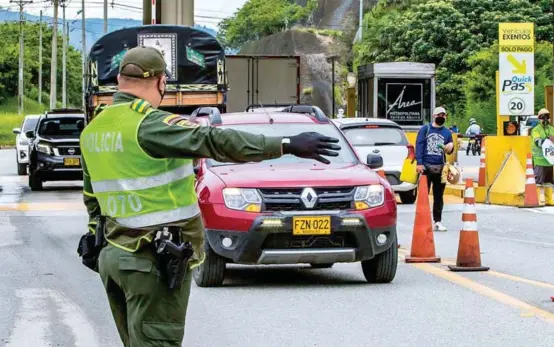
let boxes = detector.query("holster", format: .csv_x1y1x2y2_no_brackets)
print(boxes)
153,226,194,290
77,215,107,273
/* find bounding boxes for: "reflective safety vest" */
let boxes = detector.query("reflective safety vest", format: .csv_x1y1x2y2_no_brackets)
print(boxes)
531,124,554,167
80,99,199,228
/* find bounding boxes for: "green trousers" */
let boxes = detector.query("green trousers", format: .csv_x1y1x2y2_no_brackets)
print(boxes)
98,243,192,347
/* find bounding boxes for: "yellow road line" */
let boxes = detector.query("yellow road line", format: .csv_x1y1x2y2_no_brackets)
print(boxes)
398,248,554,324
410,262,554,324
0,202,84,211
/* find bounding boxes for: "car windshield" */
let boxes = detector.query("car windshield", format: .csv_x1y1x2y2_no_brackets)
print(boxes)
38,117,84,137
208,123,359,167
342,126,408,146
22,117,39,132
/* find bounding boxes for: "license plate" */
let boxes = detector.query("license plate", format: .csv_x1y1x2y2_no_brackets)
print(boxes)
292,216,331,235
64,157,80,166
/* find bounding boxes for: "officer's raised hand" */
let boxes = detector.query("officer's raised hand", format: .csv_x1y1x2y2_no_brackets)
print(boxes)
282,132,341,164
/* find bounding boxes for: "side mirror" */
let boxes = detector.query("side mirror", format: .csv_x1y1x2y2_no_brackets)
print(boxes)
25,130,35,139
12,128,21,134
366,154,383,170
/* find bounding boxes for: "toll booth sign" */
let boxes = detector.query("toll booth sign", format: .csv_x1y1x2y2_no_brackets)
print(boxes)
498,23,535,116
385,83,423,122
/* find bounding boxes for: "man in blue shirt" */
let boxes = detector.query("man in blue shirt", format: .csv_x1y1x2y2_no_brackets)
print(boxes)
415,107,455,232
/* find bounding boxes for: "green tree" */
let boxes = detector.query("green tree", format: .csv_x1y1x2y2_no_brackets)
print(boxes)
355,0,552,117
218,0,317,49
0,22,83,108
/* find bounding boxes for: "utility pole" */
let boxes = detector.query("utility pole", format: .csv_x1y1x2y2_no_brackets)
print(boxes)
10,0,33,115
103,0,108,33
62,1,67,107
81,0,86,108
359,0,363,41
50,0,60,110
38,10,42,105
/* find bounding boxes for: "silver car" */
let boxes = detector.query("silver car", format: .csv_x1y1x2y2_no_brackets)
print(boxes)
333,118,418,204
12,115,40,175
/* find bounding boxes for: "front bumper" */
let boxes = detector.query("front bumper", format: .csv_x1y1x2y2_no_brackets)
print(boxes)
34,152,83,181
17,148,29,164
205,211,397,265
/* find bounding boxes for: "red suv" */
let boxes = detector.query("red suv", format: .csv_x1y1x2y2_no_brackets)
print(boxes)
191,106,398,287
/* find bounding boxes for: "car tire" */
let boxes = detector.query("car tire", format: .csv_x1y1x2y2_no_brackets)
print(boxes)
399,189,417,204
193,238,226,288
29,170,43,191
17,162,27,176
361,238,398,284
310,263,334,269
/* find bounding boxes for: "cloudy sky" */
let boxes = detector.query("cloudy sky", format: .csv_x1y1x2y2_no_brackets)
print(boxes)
0,0,248,29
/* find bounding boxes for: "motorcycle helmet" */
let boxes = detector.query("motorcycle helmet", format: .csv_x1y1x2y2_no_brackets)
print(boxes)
469,118,476,125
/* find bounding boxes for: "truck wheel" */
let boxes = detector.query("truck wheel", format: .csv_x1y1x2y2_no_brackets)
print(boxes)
29,170,43,191
361,238,398,283
193,238,226,287
399,189,417,204
17,162,27,176
310,263,334,269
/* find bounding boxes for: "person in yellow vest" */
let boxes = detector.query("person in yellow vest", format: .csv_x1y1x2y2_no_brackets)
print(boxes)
79,46,341,347
531,108,554,205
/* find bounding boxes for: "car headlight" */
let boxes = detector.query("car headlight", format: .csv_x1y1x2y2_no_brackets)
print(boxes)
18,138,28,146
354,185,385,209
36,143,52,155
222,188,262,212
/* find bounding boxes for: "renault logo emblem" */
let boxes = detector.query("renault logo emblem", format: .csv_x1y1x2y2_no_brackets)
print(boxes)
300,188,318,209
68,148,75,155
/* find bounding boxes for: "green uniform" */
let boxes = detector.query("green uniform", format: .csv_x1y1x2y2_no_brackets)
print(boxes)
531,123,554,167
82,92,283,346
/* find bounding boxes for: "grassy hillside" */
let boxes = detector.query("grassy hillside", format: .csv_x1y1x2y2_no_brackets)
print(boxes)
0,97,48,147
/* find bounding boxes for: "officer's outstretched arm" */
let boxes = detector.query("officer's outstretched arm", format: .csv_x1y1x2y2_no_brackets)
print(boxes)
82,158,101,234
139,113,283,163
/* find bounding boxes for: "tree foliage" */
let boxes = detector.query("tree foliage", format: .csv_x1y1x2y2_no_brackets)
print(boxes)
217,0,318,49
0,22,83,107
355,0,553,131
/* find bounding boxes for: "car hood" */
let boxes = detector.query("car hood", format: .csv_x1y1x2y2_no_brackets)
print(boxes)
209,163,381,188
37,135,80,143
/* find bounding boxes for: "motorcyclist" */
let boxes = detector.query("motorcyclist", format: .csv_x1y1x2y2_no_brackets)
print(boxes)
336,108,345,119
465,118,481,155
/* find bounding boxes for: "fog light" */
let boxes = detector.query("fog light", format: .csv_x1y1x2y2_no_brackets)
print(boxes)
341,218,362,226
39,163,45,168
222,237,233,248
261,219,283,228
376,233,387,245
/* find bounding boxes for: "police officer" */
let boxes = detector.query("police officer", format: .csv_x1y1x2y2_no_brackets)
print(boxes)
80,46,341,347
531,108,554,205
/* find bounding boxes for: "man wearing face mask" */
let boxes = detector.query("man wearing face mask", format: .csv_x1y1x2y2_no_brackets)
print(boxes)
415,107,455,232
531,108,554,205
79,46,341,346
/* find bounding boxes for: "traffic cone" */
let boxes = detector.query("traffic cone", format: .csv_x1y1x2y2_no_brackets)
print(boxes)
478,138,486,187
519,153,540,208
448,178,489,272
405,175,441,263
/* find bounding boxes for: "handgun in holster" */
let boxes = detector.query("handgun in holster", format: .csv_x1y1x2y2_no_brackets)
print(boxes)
153,226,194,290
77,215,107,273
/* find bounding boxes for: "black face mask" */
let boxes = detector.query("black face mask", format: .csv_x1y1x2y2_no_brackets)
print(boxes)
435,116,446,126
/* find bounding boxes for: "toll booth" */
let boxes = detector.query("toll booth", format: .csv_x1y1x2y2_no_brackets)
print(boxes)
357,62,436,126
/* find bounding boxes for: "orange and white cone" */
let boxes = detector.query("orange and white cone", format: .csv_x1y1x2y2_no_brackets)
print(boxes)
448,178,489,272
519,153,540,208
478,138,486,187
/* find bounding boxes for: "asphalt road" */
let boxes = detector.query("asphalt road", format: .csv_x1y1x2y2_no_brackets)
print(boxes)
1,149,553,347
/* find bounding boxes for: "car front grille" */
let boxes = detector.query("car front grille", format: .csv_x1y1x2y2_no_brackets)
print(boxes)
262,232,358,249
259,187,355,212
56,145,81,156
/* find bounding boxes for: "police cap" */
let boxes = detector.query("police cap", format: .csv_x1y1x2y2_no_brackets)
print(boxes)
119,46,170,78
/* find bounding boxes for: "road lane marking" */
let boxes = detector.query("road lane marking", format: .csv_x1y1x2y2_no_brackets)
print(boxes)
0,202,85,211
0,216,22,247
49,290,101,347
409,262,554,325
398,249,554,324
486,271,554,290
5,288,51,347
487,235,554,247
5,288,101,347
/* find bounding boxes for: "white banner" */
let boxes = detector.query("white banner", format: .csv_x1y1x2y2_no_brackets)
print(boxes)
542,139,554,165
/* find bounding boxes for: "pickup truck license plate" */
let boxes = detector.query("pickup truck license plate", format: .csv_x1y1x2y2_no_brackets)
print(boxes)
64,158,80,166
292,216,331,235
